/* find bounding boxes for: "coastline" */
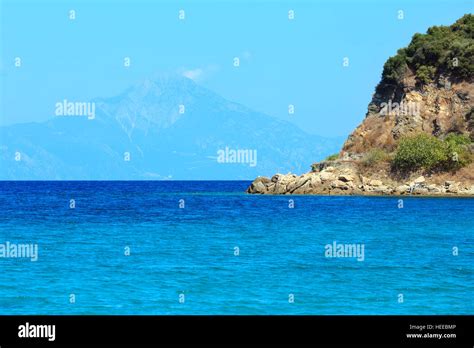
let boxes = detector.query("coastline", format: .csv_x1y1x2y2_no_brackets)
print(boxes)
246,160,474,196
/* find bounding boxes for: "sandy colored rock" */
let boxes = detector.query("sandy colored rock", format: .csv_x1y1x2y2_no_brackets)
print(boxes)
338,174,354,182
395,185,410,194
320,171,336,182
369,179,383,187
414,176,425,184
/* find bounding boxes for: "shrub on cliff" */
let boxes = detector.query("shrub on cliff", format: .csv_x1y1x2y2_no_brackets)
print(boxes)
325,153,339,161
443,133,472,169
392,133,472,172
392,134,446,171
382,52,408,84
381,14,473,87
362,148,390,167
416,65,436,84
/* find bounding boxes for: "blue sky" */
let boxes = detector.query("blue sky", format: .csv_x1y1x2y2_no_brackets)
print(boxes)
1,0,472,137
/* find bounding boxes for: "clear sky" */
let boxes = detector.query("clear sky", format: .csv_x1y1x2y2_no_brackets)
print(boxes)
1,0,472,137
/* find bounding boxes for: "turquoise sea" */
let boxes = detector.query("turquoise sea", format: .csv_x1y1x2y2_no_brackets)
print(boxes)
0,181,472,314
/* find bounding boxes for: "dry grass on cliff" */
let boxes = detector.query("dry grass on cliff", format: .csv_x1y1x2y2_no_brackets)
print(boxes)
429,162,474,184
353,150,474,185
343,115,397,154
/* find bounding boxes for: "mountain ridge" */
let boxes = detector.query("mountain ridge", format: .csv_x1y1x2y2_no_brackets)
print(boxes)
0,75,343,180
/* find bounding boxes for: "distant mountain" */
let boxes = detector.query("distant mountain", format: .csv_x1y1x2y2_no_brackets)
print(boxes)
0,75,343,180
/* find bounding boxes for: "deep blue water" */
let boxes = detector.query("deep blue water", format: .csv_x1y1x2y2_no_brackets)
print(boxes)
0,181,472,314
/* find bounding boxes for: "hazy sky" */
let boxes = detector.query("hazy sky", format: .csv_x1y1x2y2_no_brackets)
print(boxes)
1,0,472,136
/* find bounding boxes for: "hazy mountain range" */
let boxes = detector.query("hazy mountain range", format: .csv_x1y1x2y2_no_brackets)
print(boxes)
0,76,344,180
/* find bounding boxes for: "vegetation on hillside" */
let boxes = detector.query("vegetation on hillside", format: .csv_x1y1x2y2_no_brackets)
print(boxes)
325,153,339,161
381,14,473,86
362,148,391,167
358,133,472,173
392,133,472,172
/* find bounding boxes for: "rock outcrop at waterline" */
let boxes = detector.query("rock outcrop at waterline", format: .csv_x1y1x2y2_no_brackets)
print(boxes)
247,14,474,196
247,163,474,195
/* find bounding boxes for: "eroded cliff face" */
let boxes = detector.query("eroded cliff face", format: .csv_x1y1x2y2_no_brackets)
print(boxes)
247,76,474,195
342,76,474,156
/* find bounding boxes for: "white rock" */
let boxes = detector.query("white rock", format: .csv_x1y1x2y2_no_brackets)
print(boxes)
253,181,267,193
325,166,335,172
369,179,383,187
414,176,425,184
320,171,336,182
395,185,410,194
427,184,441,193
274,182,287,194
310,174,322,186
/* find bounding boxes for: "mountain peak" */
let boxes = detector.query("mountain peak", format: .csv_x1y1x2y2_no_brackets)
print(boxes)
1,74,342,180
94,74,215,134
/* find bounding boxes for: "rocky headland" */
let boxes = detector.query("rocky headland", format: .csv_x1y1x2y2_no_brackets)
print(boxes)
248,15,474,196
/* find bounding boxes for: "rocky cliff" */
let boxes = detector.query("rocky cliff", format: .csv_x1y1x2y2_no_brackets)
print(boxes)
247,14,474,196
